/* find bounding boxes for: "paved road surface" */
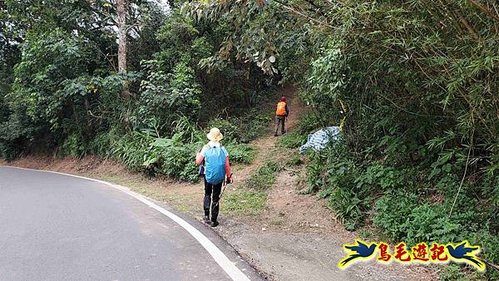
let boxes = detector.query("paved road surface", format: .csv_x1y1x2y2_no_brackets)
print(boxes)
0,167,260,281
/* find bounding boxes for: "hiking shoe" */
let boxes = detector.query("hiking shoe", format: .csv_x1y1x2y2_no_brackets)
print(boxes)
210,221,219,227
203,216,210,223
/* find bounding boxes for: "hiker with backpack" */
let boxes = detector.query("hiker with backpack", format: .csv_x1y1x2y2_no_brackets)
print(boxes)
195,128,232,227
274,96,289,136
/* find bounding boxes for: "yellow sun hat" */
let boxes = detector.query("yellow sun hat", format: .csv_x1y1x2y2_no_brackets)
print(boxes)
206,127,223,142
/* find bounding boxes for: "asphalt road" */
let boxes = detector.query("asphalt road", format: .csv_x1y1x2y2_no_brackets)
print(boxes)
0,167,260,281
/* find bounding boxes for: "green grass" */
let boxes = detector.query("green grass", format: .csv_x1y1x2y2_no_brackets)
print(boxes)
244,161,281,190
278,131,306,149
286,154,304,166
223,160,283,216
223,190,268,216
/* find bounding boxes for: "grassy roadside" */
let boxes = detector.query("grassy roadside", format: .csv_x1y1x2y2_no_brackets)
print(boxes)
224,160,282,216
224,190,268,216
93,174,201,214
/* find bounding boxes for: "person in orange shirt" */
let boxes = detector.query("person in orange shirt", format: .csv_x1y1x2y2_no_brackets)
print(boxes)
274,96,289,136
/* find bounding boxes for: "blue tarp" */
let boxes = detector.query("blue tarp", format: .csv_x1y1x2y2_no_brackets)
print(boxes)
299,126,342,154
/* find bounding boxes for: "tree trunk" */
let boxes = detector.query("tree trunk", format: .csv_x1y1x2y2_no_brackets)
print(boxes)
117,0,131,98
117,0,127,73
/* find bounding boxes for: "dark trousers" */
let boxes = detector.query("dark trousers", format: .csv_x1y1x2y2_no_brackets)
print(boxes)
275,116,286,135
204,178,222,222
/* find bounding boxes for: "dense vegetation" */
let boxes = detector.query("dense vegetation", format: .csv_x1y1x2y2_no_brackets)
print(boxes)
1,0,497,279
0,0,272,180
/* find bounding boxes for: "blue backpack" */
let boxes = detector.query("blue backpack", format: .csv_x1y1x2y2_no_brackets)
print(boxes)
204,146,227,185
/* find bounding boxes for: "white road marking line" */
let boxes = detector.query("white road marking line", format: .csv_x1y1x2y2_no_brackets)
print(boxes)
2,166,251,281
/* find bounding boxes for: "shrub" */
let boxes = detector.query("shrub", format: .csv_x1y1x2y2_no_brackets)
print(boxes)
207,109,272,144
373,191,420,241
373,190,485,245
112,131,154,171
61,132,87,158
89,131,114,157
0,109,33,160
225,143,255,164
440,265,471,281
206,118,241,143
143,133,201,182
294,106,330,134
160,143,199,182
328,183,366,231
476,231,499,280
305,143,370,230
402,203,464,245
355,164,407,192
237,109,273,142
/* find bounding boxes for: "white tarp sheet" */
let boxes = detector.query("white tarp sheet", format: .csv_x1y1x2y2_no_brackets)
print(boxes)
299,126,341,154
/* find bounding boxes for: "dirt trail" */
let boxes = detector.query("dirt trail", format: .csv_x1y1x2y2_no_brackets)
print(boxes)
227,85,342,234
232,85,303,184
212,85,351,236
